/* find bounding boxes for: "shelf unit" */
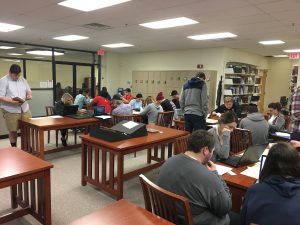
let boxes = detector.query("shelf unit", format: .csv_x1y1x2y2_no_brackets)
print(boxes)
224,62,263,111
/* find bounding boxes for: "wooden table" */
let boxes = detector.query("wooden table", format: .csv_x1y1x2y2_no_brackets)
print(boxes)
0,148,53,225
20,116,102,159
80,124,188,200
221,164,256,213
66,199,174,225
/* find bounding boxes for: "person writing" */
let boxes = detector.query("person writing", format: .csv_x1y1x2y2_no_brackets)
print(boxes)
267,102,285,132
208,111,237,161
120,88,134,104
157,130,232,225
0,64,32,147
213,96,241,118
241,142,300,225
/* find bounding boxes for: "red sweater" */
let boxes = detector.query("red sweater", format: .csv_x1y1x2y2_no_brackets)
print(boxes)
93,96,111,113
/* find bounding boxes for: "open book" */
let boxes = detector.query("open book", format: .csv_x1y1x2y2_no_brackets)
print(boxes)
12,97,25,103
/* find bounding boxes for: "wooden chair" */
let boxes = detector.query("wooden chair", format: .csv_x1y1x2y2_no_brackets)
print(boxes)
173,134,189,155
156,111,174,128
45,106,59,147
173,119,185,131
112,114,137,126
230,128,253,155
139,174,193,225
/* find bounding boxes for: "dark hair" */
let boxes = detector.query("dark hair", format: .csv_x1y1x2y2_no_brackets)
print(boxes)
9,64,21,74
112,94,121,100
195,72,206,80
268,102,282,112
101,87,108,92
247,104,258,113
125,88,131,92
82,88,89,94
99,90,108,99
171,90,178,96
259,142,300,182
219,111,237,124
136,93,143,98
187,130,215,153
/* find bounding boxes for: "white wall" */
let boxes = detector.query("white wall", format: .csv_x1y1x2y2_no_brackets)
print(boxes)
265,58,292,109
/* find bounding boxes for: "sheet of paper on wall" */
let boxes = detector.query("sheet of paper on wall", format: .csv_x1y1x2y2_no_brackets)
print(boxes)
122,121,139,129
47,80,53,88
215,164,233,175
40,81,48,88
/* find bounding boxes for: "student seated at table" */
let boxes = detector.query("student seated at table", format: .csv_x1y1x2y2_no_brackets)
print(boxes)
212,96,241,118
159,92,176,112
267,102,285,132
157,130,232,225
120,88,134,104
54,93,74,146
129,93,143,111
239,104,269,145
112,95,132,116
74,88,91,110
241,142,300,225
170,90,180,109
208,111,237,162
139,93,163,124
144,96,155,107
91,91,111,114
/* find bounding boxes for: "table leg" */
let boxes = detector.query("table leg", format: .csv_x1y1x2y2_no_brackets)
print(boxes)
81,143,87,186
10,185,18,209
116,153,124,200
39,130,45,159
43,170,51,225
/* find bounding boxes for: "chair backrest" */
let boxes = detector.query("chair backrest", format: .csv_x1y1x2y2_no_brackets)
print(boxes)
45,106,54,116
173,119,185,131
156,111,174,128
139,174,193,225
174,134,189,155
230,128,253,154
112,115,136,126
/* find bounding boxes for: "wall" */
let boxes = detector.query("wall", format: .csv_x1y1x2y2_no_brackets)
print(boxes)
264,58,292,109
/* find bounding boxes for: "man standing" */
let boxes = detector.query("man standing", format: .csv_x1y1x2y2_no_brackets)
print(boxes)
0,64,32,147
157,130,232,225
180,72,208,132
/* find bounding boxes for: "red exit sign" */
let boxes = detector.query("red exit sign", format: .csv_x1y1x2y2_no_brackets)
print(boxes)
289,53,299,59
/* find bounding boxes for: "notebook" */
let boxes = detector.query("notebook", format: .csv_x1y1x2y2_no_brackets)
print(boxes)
63,105,79,116
219,144,268,168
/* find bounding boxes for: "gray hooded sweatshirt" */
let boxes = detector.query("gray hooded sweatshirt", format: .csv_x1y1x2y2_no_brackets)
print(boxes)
239,112,269,145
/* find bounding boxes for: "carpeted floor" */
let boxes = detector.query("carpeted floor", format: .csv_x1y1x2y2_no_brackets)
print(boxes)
0,132,160,225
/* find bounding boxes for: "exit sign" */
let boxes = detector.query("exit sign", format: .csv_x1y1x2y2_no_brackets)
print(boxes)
289,53,299,59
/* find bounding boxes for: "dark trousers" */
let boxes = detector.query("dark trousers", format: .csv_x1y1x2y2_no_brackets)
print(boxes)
184,114,206,133
291,132,300,141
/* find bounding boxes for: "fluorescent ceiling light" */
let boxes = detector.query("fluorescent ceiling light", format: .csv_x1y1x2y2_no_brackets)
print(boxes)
27,50,64,56
2,59,20,62
284,49,300,53
53,35,89,41
101,43,134,48
139,17,198,29
7,53,23,56
259,40,285,45
188,32,237,40
0,46,15,49
273,55,288,57
0,22,24,32
58,0,131,12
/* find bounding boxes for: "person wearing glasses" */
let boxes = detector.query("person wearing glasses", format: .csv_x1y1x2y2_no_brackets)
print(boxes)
0,64,32,147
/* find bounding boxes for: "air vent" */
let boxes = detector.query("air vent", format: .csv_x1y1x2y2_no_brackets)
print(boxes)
82,23,112,31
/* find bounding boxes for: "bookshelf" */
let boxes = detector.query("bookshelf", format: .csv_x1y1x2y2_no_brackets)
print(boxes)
224,62,263,111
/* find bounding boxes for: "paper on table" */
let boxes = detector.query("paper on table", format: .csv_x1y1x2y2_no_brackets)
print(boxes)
132,111,140,115
216,164,233,175
240,164,260,179
29,117,45,120
122,121,139,129
95,115,111,119
206,119,218,124
48,115,63,118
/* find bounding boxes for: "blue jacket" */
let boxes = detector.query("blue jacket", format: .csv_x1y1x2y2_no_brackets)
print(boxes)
241,175,300,225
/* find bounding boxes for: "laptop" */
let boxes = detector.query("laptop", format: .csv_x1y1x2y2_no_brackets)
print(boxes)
94,106,106,116
219,144,268,168
63,105,79,116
